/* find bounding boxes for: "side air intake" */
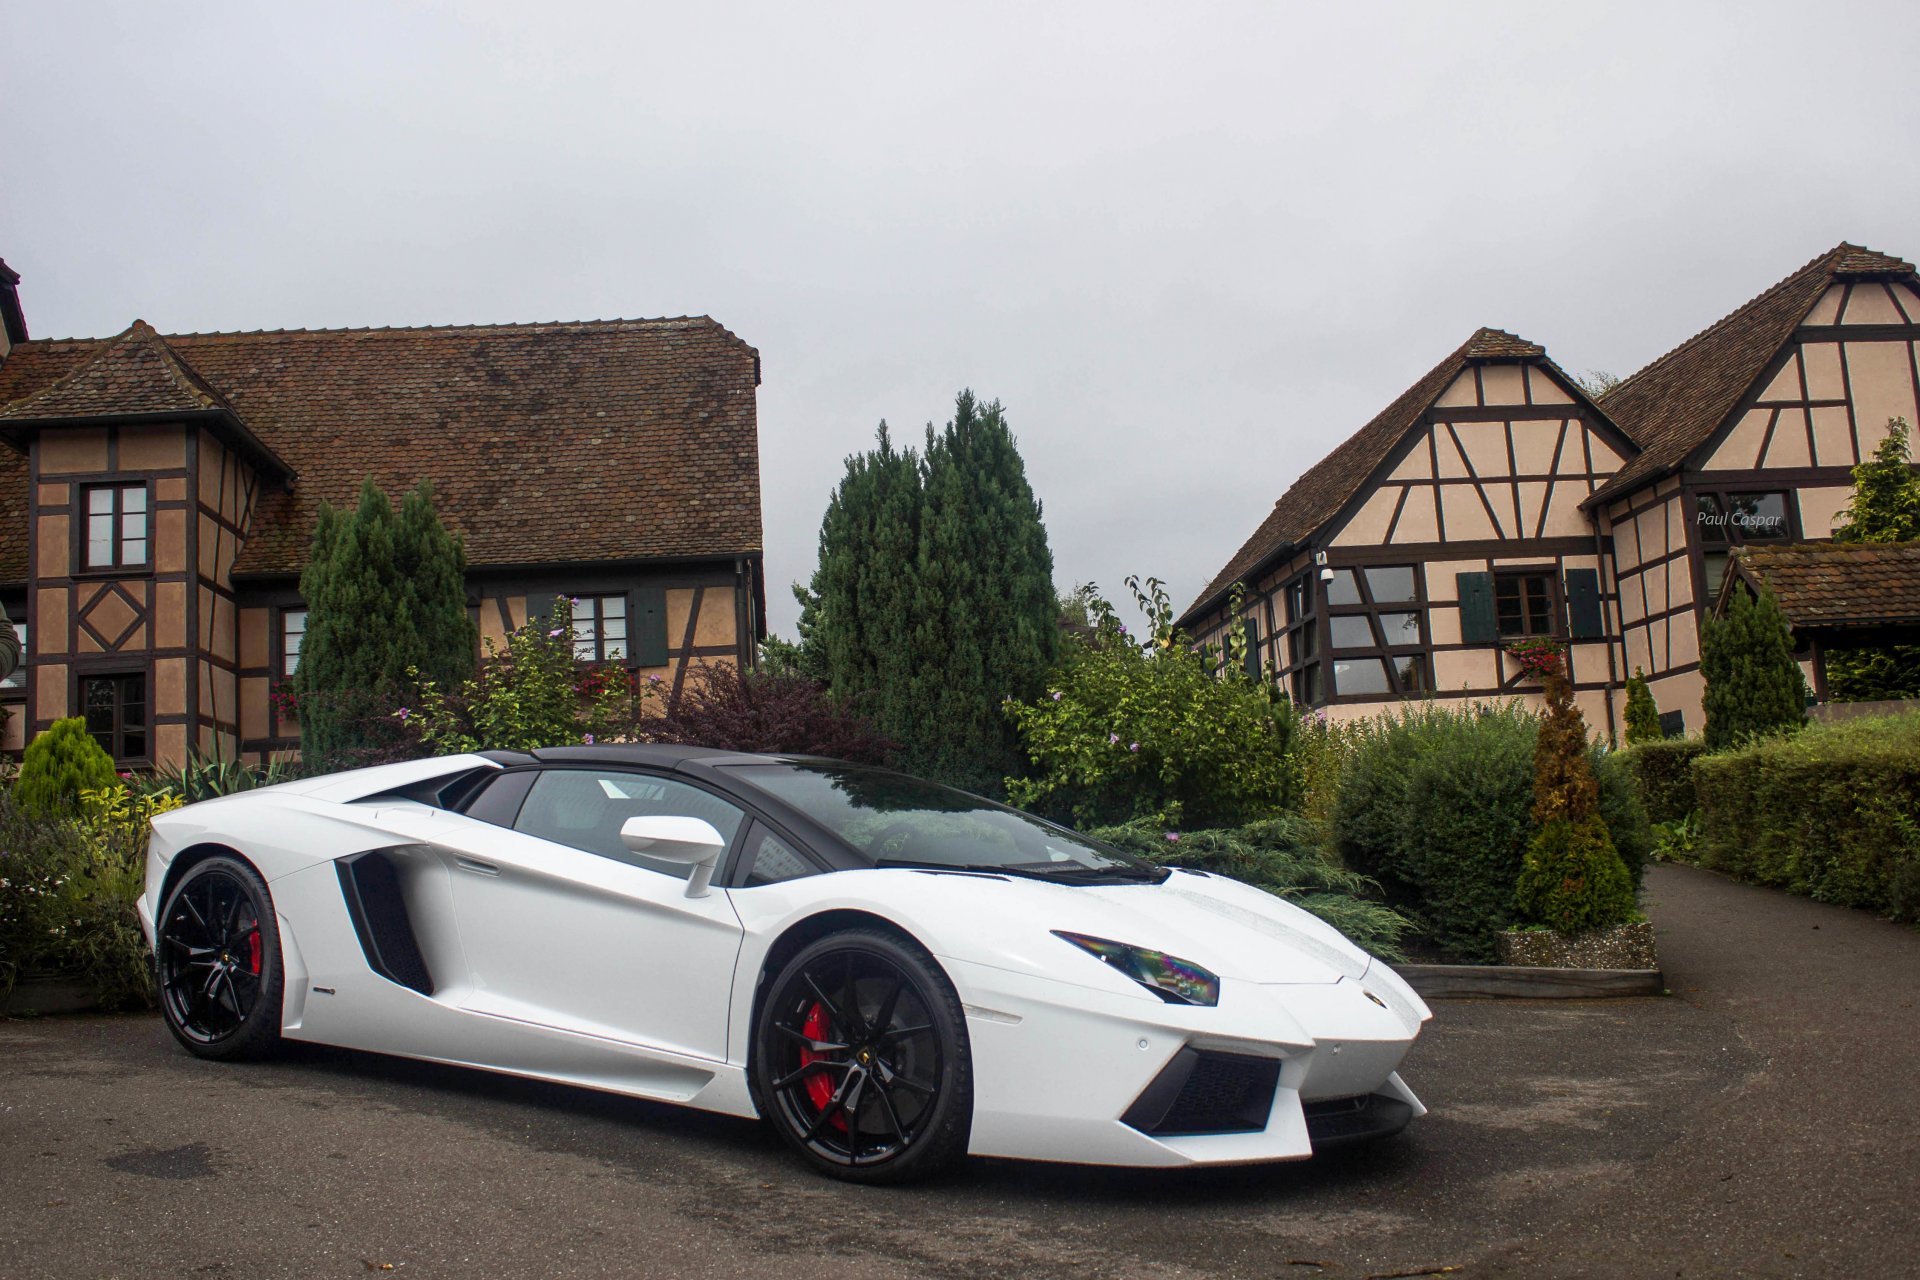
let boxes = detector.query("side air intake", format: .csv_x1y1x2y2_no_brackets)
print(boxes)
335,851,434,996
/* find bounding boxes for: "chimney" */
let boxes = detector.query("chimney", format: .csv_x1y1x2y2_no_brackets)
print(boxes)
0,258,26,360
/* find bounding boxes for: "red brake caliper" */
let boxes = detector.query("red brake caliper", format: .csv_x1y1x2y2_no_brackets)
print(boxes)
799,1002,847,1131
247,930,262,977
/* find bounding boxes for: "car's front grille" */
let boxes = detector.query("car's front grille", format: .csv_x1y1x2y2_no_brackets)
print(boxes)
1122,1048,1281,1136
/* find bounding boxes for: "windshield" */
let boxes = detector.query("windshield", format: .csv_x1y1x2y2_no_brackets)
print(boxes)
723,763,1165,883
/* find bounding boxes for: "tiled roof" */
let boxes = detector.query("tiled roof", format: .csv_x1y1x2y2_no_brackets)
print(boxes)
1179,327,1602,625
1726,540,1920,630
0,316,761,584
0,320,240,422
1587,242,1917,507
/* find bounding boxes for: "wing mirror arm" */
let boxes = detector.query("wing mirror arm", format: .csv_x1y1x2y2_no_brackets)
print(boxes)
618,816,728,899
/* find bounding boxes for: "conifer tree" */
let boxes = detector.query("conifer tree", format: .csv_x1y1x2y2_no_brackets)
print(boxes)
912,391,1058,792
15,718,120,815
797,392,1057,793
1623,668,1662,744
1515,656,1635,935
1827,418,1920,699
296,479,475,763
1700,582,1807,750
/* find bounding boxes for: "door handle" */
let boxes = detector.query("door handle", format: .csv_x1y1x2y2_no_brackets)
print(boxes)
454,857,501,877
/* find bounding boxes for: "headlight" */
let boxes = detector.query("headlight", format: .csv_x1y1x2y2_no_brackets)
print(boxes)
1052,931,1220,1007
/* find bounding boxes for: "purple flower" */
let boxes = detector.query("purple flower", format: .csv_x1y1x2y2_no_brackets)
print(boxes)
1164,832,1180,843
1108,732,1120,745
648,674,663,684
395,707,410,721
582,733,595,745
1129,742,1139,752
1051,690,1063,701
548,627,563,638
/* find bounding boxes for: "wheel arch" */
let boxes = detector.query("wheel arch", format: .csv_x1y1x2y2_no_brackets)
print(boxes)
157,842,261,915
747,909,929,1074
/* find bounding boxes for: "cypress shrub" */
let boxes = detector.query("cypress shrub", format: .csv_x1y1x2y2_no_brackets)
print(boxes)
1591,745,1652,888
1623,668,1662,744
14,718,119,815
1617,739,1709,824
1514,660,1635,935
1693,711,1920,918
1701,582,1807,750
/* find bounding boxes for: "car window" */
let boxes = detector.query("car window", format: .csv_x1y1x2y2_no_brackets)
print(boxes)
740,827,818,887
515,768,745,874
461,770,535,828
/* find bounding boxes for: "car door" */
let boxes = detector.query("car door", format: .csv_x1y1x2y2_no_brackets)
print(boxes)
441,765,750,1063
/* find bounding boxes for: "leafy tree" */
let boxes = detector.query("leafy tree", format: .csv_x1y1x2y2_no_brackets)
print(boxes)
296,479,475,764
796,393,1056,793
1576,369,1624,398
1005,578,1298,829
1826,419,1920,700
1701,582,1808,750
14,718,119,815
1515,656,1636,935
1623,667,1663,744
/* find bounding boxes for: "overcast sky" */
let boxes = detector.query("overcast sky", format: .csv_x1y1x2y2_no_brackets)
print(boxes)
6,2,1919,635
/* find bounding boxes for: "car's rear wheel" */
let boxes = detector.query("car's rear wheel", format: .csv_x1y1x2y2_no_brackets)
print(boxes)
156,856,283,1061
753,928,972,1183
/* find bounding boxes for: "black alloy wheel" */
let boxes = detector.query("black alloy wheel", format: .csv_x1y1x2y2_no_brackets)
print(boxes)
753,929,972,1183
157,856,284,1060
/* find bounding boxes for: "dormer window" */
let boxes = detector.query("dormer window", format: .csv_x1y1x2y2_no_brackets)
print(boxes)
83,483,148,570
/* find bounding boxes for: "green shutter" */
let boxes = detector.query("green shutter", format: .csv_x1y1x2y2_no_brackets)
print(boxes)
1564,569,1603,639
631,587,668,666
1457,572,1497,644
1242,617,1261,680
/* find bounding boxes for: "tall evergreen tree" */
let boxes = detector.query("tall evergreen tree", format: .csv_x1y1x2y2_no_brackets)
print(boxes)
296,479,475,762
1701,582,1807,750
913,391,1058,792
1827,418,1920,700
797,393,1057,793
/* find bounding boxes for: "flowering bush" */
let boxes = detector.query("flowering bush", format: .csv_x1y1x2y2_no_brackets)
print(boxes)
1504,637,1564,681
1005,577,1300,828
409,596,660,752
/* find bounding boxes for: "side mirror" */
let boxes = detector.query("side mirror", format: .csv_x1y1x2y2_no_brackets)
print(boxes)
620,815,727,898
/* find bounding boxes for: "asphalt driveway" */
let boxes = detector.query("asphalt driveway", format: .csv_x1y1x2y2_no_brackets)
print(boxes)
2,863,1916,1279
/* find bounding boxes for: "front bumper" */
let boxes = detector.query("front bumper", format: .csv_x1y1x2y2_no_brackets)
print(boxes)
947,955,1428,1167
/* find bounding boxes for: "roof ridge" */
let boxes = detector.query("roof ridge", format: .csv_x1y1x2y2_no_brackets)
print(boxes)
0,319,229,418
156,314,729,340
1600,242,1855,403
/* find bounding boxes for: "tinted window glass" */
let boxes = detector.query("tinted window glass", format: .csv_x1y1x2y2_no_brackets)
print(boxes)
1324,569,1363,606
1729,492,1789,540
1378,612,1422,645
742,828,817,887
1365,566,1418,602
1329,615,1375,650
724,764,1161,883
516,769,744,872
463,770,536,828
1333,658,1391,696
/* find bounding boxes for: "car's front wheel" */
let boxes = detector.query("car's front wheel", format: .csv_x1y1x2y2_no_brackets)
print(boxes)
753,928,972,1183
156,855,284,1061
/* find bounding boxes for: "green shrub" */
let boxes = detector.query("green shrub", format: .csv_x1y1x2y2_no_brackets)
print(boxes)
1623,668,1663,744
0,784,180,1007
143,750,305,804
1088,816,1412,960
1701,583,1807,750
14,718,119,816
1516,816,1636,935
1693,711,1920,918
1617,738,1709,825
1333,700,1540,960
1006,579,1299,829
1592,745,1652,888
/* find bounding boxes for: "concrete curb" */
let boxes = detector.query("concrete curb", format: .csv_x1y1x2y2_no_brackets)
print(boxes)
1398,963,1665,999
1,977,97,1017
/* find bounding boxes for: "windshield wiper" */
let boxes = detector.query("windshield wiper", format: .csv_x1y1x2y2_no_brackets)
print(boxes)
874,858,1056,881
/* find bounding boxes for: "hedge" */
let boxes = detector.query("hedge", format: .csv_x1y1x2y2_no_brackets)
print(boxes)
1692,712,1920,919
1618,739,1710,824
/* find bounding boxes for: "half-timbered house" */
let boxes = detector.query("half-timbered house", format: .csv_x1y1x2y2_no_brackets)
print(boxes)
1180,241,1920,739
0,261,766,767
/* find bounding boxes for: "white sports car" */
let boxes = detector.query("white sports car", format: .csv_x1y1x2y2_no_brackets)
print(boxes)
139,746,1429,1182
